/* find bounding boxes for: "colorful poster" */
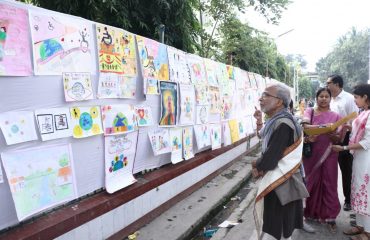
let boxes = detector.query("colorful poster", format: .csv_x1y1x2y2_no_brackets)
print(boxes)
69,106,103,138
209,86,221,114
228,119,240,143
0,111,38,145
204,58,218,86
196,105,209,124
221,94,233,120
137,36,169,95
170,128,183,164
134,106,153,127
194,125,211,149
105,132,138,194
179,84,195,125
182,127,194,160
63,72,93,102
30,12,95,75
0,3,32,76
159,81,178,126
238,119,246,139
226,65,235,81
167,46,191,84
97,73,136,99
222,121,232,146
195,84,209,105
186,53,207,85
244,116,254,135
210,124,222,150
148,128,171,156
1,144,76,221
35,107,72,141
101,104,137,136
215,62,228,87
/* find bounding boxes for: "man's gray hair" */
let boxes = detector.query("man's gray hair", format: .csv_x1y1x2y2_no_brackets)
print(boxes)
268,83,291,108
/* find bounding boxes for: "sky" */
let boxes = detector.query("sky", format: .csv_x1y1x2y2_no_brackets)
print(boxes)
242,0,370,72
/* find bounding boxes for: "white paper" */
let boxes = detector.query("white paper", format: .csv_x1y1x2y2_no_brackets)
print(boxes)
196,105,209,124
179,84,196,125
210,124,222,150
134,106,154,127
222,121,232,146
148,128,171,156
69,106,103,138
0,165,3,184
167,46,191,84
186,53,207,85
194,125,211,149
218,220,239,228
170,128,183,164
182,126,194,160
63,72,94,102
101,104,137,136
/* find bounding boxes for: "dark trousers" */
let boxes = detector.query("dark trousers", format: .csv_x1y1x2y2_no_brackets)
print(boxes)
338,132,353,204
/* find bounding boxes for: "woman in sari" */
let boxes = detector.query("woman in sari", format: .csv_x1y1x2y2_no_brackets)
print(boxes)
302,88,341,232
333,84,370,240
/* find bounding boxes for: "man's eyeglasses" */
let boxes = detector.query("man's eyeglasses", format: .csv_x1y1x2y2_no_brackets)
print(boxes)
326,81,334,85
261,92,280,100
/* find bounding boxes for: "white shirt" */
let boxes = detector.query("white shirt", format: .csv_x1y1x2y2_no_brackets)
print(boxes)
330,90,358,118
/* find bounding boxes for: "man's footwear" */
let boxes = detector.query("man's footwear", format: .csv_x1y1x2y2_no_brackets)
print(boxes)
344,203,352,211
343,226,364,235
302,221,316,233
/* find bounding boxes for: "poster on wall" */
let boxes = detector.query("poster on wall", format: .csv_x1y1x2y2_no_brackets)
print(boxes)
203,58,218,87
97,73,137,99
226,65,235,81
136,35,169,95
209,86,221,114
0,3,32,76
182,127,194,160
186,53,207,85
195,84,209,105
105,132,138,194
222,121,232,146
148,128,171,156
69,106,103,138
134,106,153,127
167,46,191,84
170,128,183,164
1,144,77,221
0,111,38,145
30,11,95,75
228,119,240,143
196,105,209,125
194,124,211,149
63,72,93,102
35,107,72,141
159,81,178,126
179,84,195,125
238,119,246,139
210,124,222,150
101,104,137,136
215,62,228,87
221,94,233,120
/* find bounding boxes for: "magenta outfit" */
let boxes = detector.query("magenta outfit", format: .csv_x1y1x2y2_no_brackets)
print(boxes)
303,109,341,221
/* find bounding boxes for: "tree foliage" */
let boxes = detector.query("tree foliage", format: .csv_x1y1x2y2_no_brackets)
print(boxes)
298,76,313,100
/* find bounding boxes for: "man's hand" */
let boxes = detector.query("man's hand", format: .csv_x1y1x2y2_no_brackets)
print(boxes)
332,145,343,152
253,106,262,123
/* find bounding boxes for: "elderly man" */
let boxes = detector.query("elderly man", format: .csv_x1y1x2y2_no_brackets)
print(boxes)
253,83,308,240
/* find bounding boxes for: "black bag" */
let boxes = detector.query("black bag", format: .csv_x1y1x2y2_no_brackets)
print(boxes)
302,108,314,158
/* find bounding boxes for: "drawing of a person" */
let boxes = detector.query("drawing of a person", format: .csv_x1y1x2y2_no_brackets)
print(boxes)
160,94,175,125
137,109,147,125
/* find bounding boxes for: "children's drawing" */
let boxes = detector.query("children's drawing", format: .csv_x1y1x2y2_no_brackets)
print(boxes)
228,119,240,143
0,111,37,145
179,84,195,125
210,124,222,150
97,73,137,99
137,35,169,95
105,132,138,193
195,84,209,105
1,144,76,221
235,68,248,91
0,3,32,76
248,72,257,89
186,53,207,85
222,121,232,146
35,107,72,141
221,93,233,120
196,105,209,124
204,58,218,86
209,86,221,114
63,72,93,102
182,127,194,160
30,12,95,75
167,46,191,84
170,128,183,164
238,119,246,139
215,62,228,87
226,65,235,81
159,81,178,126
148,128,171,156
244,116,254,135
101,104,137,136
69,106,103,138
134,106,153,127
194,125,211,149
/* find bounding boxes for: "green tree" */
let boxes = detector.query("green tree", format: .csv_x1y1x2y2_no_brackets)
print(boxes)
298,76,313,100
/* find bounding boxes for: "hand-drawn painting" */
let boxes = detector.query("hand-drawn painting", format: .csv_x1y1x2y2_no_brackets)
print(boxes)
148,128,171,156
196,105,209,124
69,106,103,138
210,124,222,150
134,106,153,127
194,125,211,149
186,53,207,85
209,86,221,114
159,81,178,126
235,68,248,91
1,144,76,221
182,127,194,160
228,119,240,143
97,73,136,99
222,121,232,146
137,35,169,95
35,107,72,141
195,84,209,105
204,58,218,86
105,132,138,194
63,72,93,102
170,128,183,164
238,119,246,139
101,104,137,136
215,62,228,87
244,116,254,135
0,111,38,145
167,46,191,84
221,94,233,120
248,72,257,89
226,65,235,81
0,3,32,76
30,12,95,75
179,84,195,125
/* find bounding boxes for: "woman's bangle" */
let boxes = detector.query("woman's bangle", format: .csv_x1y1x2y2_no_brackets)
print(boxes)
343,146,348,151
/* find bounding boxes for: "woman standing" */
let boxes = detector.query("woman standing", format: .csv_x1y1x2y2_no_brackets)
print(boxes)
333,84,370,240
302,88,341,232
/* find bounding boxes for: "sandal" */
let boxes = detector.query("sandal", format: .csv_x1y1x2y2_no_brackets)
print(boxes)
327,221,337,234
344,226,364,236
349,232,370,240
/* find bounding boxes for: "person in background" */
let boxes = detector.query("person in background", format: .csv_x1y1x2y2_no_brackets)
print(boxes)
299,98,306,116
301,88,341,233
326,74,359,211
333,84,370,240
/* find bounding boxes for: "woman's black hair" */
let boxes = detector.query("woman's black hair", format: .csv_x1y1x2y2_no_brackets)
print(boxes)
315,87,332,99
353,84,370,102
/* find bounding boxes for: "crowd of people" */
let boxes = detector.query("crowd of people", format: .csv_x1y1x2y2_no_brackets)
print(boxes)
252,75,370,240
